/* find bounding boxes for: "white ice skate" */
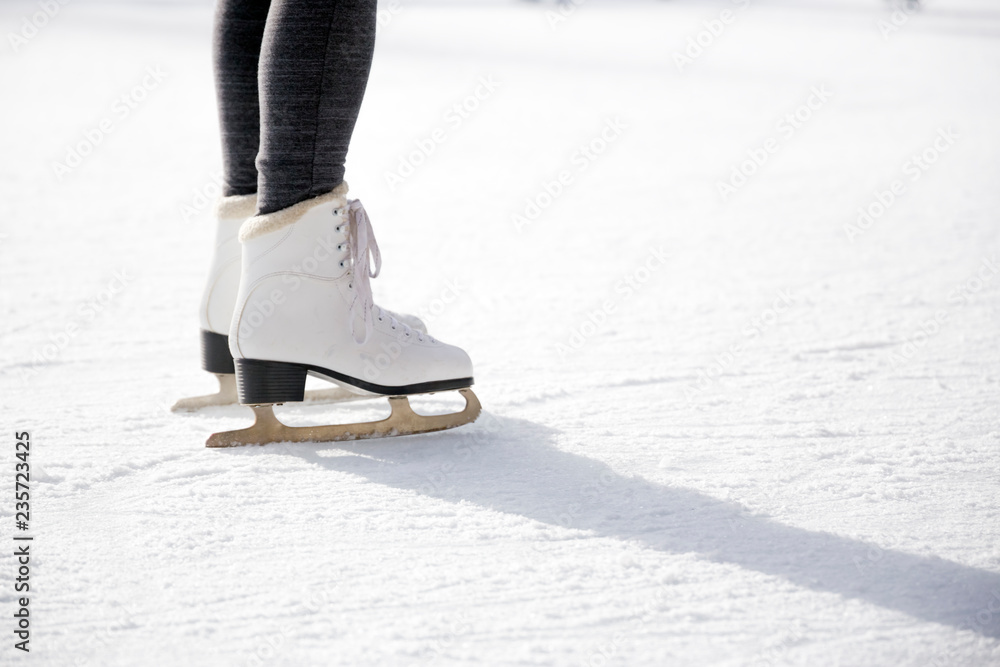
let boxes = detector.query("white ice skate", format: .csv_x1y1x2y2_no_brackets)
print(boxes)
205,184,480,447
171,193,428,412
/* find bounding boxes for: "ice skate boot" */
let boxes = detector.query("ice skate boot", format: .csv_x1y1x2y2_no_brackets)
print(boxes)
206,184,479,447
172,192,427,412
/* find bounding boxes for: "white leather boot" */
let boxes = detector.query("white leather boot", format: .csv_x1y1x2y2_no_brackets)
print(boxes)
171,194,255,411
198,194,257,373
173,192,429,412
206,184,480,447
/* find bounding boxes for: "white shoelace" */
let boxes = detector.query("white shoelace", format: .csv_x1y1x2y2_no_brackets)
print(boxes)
345,199,412,345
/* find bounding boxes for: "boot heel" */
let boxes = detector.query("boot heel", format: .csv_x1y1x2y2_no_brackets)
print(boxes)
235,358,307,405
200,330,235,374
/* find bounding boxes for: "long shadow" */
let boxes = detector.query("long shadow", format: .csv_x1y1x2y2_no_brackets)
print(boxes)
269,412,1000,638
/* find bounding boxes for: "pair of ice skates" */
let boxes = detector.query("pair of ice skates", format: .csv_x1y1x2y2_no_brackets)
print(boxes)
173,183,480,447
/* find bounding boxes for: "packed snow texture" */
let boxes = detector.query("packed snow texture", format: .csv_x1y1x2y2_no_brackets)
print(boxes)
1,0,999,664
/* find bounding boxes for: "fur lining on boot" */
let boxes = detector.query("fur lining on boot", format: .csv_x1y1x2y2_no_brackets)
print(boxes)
215,193,258,220
239,183,350,242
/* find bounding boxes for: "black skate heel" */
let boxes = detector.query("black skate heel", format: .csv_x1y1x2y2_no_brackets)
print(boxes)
200,330,236,374
235,358,308,405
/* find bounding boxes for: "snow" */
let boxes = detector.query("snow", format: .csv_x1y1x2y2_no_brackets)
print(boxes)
2,0,1000,664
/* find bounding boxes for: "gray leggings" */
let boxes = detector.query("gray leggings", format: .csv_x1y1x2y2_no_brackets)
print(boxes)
213,0,376,215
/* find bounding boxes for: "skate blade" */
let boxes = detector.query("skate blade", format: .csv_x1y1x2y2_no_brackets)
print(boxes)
205,388,482,448
171,374,238,412
172,376,368,412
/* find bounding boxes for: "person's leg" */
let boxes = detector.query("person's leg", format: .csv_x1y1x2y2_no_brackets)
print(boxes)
177,0,428,413
174,0,271,410
256,0,377,214
214,0,271,197
209,0,478,445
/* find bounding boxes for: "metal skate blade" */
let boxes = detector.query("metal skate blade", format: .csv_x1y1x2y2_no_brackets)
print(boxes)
205,388,482,448
171,374,238,412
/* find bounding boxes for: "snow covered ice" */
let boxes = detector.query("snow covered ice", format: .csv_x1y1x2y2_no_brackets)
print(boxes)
1,0,1000,664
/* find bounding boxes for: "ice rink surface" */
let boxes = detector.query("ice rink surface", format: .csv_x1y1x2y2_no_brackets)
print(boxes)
1,0,999,664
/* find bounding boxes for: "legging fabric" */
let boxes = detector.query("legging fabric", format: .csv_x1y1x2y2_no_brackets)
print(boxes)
213,0,377,214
